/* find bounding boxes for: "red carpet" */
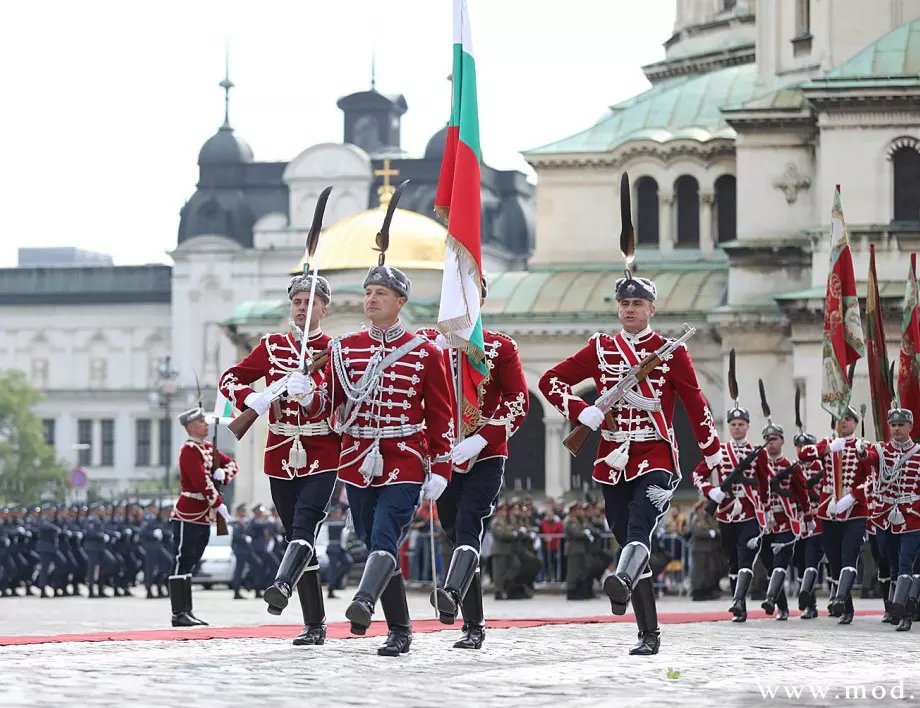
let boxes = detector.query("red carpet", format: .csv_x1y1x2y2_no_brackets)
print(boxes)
0,609,884,647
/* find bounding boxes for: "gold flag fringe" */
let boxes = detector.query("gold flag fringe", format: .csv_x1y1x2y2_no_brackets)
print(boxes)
434,205,450,225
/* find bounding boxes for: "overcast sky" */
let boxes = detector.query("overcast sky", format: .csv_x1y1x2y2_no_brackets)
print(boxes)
0,0,677,267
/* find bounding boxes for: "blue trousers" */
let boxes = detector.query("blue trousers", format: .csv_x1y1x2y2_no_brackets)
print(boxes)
822,518,866,579
269,471,338,546
898,530,920,576
875,527,901,580
600,469,674,550
346,483,421,558
437,457,504,553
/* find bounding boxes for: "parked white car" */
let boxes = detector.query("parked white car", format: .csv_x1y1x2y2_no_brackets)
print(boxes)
193,526,236,589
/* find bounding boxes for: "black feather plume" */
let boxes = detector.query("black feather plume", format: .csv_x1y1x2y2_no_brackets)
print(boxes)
847,361,856,385
374,179,409,266
890,361,898,406
306,185,333,263
759,378,771,421
794,386,803,431
728,348,739,405
619,172,634,270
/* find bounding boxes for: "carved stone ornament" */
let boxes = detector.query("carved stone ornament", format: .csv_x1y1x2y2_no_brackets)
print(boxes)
772,162,812,205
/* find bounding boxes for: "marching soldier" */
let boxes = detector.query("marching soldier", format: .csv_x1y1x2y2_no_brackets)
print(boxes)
793,426,824,620
169,406,238,627
691,352,766,623
797,406,870,625
539,196,722,657
418,274,530,650
754,398,810,621
564,503,596,600
308,183,454,656
219,271,341,646
861,403,920,630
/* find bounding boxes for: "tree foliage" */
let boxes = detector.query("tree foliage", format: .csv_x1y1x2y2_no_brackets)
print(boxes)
0,370,70,504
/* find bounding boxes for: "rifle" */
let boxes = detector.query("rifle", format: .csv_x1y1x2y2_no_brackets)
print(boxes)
563,323,697,456
704,445,764,516
227,353,329,440
194,369,228,536
769,461,800,497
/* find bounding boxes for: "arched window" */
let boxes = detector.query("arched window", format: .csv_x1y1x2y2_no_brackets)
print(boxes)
675,175,700,248
893,146,920,222
723,0,737,10
505,393,545,493
715,175,737,243
636,177,660,247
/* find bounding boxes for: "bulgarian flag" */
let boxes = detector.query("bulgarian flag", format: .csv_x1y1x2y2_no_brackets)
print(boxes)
864,244,892,441
899,253,920,438
434,0,487,437
820,185,865,421
213,391,237,426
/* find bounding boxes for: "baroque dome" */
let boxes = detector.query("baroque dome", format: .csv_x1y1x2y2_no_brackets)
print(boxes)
291,188,446,273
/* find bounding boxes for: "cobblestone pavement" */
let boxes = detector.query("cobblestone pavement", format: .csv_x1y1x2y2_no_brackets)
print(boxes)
2,592,916,707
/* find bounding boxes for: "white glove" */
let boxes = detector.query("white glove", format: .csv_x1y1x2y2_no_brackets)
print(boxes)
708,529,717,538
708,488,726,504
287,372,314,406
806,521,816,534
577,406,605,431
584,529,595,542
212,468,226,483
835,493,856,515
434,334,449,350
153,528,163,541
855,439,866,455
103,533,110,543
244,391,271,416
267,538,276,553
829,437,847,453
245,535,252,544
451,434,487,464
216,503,232,523
421,474,448,501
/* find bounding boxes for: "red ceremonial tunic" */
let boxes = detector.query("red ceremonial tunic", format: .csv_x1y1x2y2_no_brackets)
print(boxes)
538,326,721,486
170,438,238,526
757,451,810,536
417,328,529,473
863,440,920,534
219,330,341,479
797,435,872,521
797,457,825,537
692,439,767,525
318,322,453,488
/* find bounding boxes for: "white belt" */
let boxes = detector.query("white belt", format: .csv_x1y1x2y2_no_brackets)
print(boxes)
342,423,424,439
180,491,205,501
269,421,332,437
601,429,662,443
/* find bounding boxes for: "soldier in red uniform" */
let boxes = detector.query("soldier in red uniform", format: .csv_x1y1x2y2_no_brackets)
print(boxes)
691,366,766,623
169,406,238,627
797,407,870,624
755,419,810,620
793,429,824,620
419,274,530,650
218,273,341,646
539,272,721,656
861,405,920,630
310,231,454,656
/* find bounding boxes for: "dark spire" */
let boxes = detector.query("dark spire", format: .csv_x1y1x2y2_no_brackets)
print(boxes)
371,47,377,91
219,46,234,129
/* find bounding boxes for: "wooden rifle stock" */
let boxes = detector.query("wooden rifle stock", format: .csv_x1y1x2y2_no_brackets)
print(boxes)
704,445,764,517
226,351,330,442
212,424,229,536
563,411,616,456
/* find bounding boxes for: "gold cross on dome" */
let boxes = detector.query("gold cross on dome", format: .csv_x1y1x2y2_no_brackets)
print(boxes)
375,159,400,201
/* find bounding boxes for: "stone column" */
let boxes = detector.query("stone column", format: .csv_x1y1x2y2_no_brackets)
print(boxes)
700,189,715,255
543,416,569,498
659,189,675,255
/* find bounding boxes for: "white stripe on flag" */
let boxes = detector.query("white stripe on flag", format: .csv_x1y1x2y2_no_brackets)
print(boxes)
453,0,475,56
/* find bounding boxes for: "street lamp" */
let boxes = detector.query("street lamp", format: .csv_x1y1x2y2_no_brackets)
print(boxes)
153,355,179,492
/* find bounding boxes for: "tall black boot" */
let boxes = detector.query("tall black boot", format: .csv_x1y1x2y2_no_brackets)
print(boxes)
454,570,485,649
891,574,912,619
729,568,752,622
430,545,479,625
264,540,314,616
905,575,920,618
831,567,856,622
184,574,207,626
886,581,898,624
345,551,397,635
378,572,412,657
629,576,660,656
169,575,197,627
879,579,892,623
603,542,650,615
798,567,817,611
761,568,786,616
827,580,840,617
292,568,326,646
775,587,789,620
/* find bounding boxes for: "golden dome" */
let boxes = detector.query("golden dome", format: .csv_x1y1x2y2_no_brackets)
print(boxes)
291,187,447,274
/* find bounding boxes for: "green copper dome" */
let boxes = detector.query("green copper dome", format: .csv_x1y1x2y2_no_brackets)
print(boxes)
525,64,759,156
825,19,920,80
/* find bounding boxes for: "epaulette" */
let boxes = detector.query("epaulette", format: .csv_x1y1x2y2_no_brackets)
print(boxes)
589,332,611,342
334,331,359,343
